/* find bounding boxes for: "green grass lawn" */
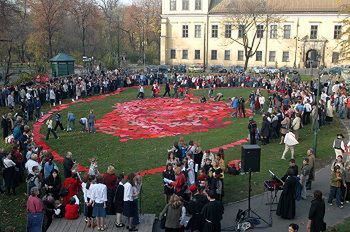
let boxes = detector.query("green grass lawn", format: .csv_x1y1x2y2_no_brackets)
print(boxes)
0,87,345,231
327,218,350,232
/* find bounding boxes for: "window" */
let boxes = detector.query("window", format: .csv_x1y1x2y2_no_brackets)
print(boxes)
282,51,289,62
195,0,202,10
195,25,201,38
211,50,217,60
170,0,176,11
182,25,188,38
332,52,340,63
170,49,176,59
182,0,189,10
310,25,318,39
256,51,262,61
283,25,291,39
257,25,264,38
238,25,245,38
182,50,188,59
270,25,277,39
334,25,342,39
211,25,218,38
225,25,232,38
195,50,201,60
238,50,244,61
224,50,231,60
269,51,276,62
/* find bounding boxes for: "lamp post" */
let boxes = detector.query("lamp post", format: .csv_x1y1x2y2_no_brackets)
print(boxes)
312,73,321,156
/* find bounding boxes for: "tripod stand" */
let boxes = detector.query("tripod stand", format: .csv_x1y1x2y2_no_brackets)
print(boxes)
242,170,271,227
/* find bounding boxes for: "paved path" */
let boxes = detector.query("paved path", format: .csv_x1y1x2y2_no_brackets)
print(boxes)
219,118,350,231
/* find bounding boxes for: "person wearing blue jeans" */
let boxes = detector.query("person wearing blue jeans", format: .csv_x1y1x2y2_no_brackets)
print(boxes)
328,165,344,208
27,187,45,232
67,112,75,131
88,110,96,133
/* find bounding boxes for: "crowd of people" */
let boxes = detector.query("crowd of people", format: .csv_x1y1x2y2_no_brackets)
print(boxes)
0,67,349,232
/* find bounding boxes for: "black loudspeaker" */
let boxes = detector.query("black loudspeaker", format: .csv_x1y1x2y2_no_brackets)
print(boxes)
241,144,261,172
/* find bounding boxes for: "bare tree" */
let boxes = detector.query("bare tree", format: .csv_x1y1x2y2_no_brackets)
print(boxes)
69,0,99,56
29,0,68,58
222,0,283,70
99,0,121,67
0,0,21,84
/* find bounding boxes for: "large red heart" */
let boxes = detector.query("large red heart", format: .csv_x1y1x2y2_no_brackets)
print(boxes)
95,98,237,141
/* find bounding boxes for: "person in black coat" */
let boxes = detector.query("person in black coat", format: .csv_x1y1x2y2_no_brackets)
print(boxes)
260,116,271,145
281,159,299,182
44,169,62,199
63,152,74,178
114,175,125,228
186,186,209,231
276,169,297,219
201,190,224,232
162,164,175,203
163,82,171,97
308,190,326,232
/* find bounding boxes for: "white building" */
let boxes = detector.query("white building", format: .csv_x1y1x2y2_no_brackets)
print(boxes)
160,0,350,69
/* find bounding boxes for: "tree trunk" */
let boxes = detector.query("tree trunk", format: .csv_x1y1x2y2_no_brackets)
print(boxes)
4,45,13,85
82,26,86,56
48,30,53,58
244,54,250,71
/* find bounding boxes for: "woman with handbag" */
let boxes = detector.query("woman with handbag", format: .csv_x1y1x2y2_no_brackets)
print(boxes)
159,194,185,232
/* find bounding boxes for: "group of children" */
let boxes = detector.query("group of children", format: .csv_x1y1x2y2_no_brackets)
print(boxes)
163,137,226,202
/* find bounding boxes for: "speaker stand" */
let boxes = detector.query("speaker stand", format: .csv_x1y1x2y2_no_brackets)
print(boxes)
243,170,271,227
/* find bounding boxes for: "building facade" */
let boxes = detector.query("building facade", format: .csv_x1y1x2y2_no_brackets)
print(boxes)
160,0,350,69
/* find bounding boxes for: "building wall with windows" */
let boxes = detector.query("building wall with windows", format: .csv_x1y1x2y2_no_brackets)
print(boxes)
160,0,348,69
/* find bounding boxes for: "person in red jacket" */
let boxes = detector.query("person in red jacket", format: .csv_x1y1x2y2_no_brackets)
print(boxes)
62,172,81,205
65,196,79,220
169,167,187,196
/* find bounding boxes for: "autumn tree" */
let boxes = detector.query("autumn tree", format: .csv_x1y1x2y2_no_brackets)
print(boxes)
29,0,68,58
222,0,283,70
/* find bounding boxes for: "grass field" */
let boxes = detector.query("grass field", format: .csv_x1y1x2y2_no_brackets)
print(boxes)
0,86,345,231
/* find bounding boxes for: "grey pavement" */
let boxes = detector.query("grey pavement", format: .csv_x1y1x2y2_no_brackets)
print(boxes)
154,119,350,232
221,118,350,231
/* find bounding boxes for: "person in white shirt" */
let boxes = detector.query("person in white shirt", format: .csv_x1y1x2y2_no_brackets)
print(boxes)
123,173,138,231
45,118,58,140
90,175,107,230
3,154,16,194
79,117,88,132
259,95,265,112
82,175,95,227
25,154,41,175
281,130,299,160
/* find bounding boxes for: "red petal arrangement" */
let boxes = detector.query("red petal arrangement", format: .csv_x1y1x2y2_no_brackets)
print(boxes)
95,98,236,141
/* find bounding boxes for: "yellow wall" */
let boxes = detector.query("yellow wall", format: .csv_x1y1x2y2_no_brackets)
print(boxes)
161,1,348,68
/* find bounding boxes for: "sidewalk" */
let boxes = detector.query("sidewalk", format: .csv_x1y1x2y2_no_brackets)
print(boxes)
220,118,350,231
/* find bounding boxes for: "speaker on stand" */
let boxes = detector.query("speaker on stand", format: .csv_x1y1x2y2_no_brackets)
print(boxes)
240,145,270,228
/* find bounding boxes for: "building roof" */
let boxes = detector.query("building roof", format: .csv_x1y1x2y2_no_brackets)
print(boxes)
209,0,350,14
49,53,75,62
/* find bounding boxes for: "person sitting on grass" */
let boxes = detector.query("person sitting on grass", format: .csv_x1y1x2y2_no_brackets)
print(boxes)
65,196,80,220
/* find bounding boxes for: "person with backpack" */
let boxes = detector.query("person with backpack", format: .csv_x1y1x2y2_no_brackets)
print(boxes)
248,117,257,144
